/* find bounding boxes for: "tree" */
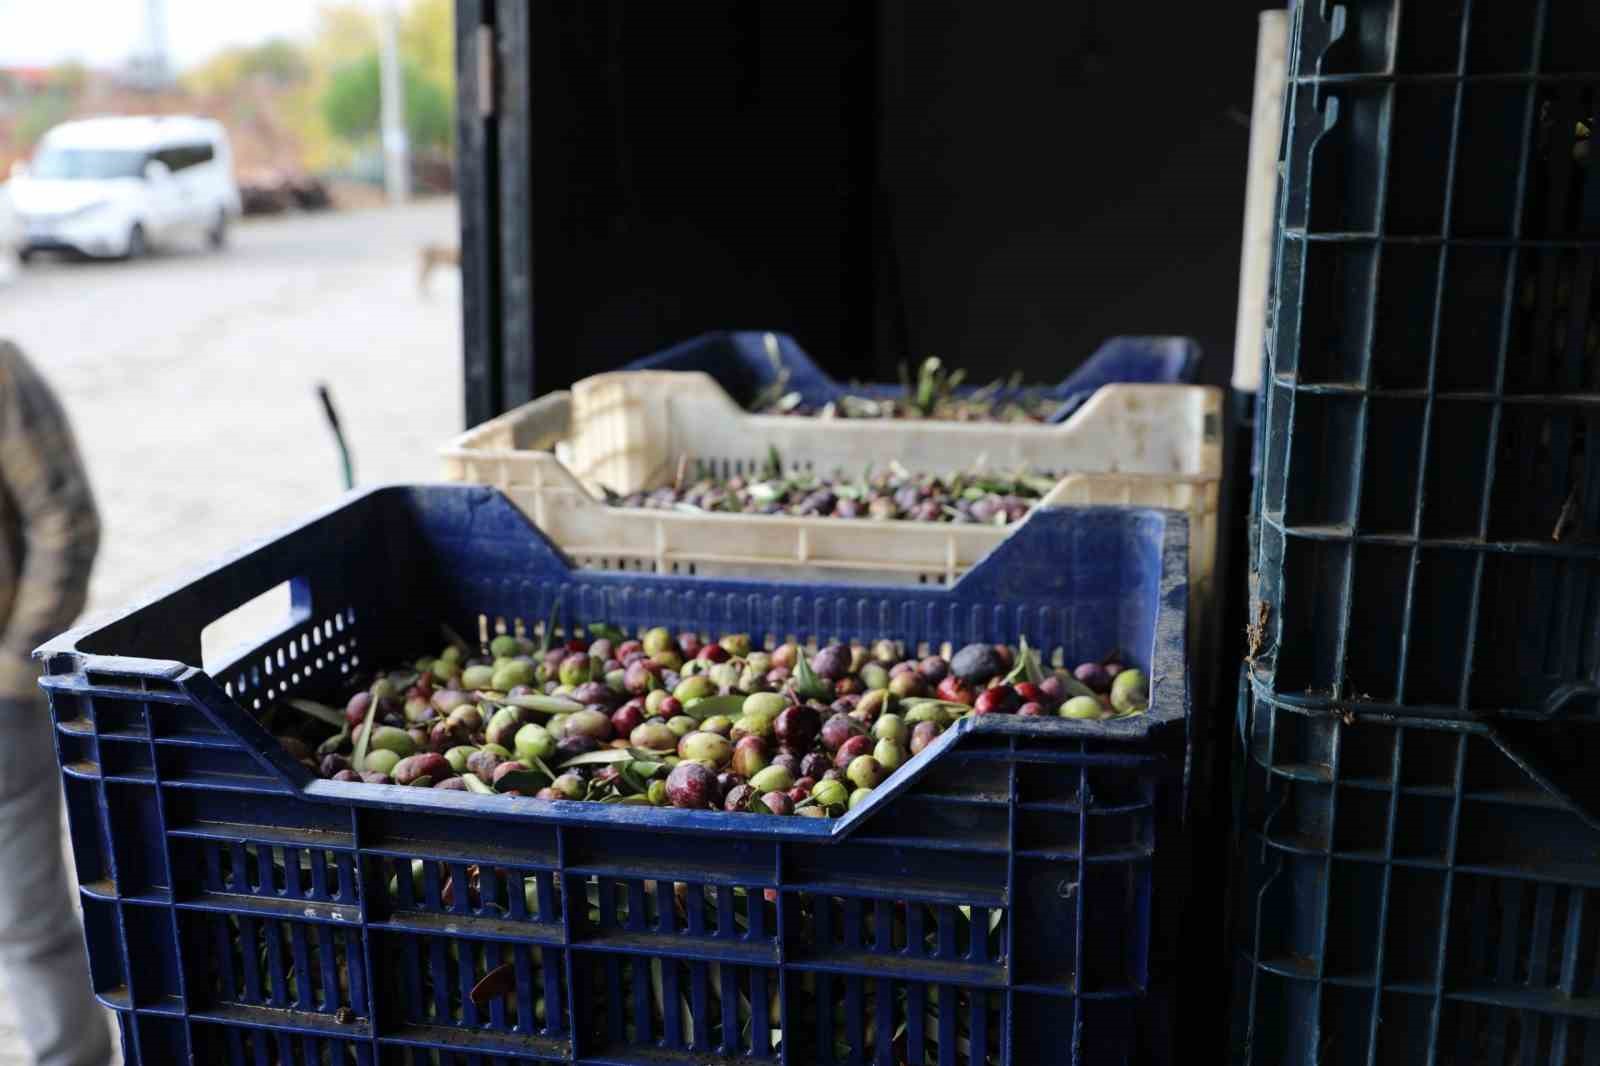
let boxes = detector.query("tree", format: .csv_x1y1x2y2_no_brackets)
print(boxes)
401,0,455,100
320,52,451,152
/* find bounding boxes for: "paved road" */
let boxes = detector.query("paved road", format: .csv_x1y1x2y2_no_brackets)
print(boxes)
0,200,463,1063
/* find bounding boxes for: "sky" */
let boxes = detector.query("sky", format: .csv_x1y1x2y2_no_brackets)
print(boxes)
0,0,323,71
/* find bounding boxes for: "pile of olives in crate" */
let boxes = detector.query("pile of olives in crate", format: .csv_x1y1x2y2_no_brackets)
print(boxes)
277,626,1149,817
755,356,1061,423
609,462,1057,524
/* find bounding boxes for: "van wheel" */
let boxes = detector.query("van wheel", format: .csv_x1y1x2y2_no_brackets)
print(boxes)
124,224,147,260
208,210,228,250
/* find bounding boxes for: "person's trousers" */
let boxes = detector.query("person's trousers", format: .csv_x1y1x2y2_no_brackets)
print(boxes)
0,701,112,1066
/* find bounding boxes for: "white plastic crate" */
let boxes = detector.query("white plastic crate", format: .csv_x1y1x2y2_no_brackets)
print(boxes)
440,370,1221,614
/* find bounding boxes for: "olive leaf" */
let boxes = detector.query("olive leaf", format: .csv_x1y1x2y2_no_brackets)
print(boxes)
1003,635,1046,687
493,768,553,795
682,693,745,722
285,698,346,729
528,754,558,781
349,680,383,772
792,654,830,701
537,600,561,656
500,693,582,715
461,774,496,795
555,748,636,768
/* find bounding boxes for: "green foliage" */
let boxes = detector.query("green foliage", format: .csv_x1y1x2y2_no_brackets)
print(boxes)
320,51,452,151
17,94,72,148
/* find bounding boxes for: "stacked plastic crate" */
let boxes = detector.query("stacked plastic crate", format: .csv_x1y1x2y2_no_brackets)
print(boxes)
1231,2,1600,1063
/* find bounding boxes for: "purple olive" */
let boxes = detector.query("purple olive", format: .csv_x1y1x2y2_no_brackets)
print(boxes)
331,769,361,783
799,752,832,780
820,713,862,753
360,771,392,785
723,783,758,812
555,734,601,761
433,777,468,790
950,644,1003,685
624,660,661,696
909,720,941,755
833,734,873,769
773,705,821,754
917,656,949,683
760,791,795,816
811,645,853,681
1073,662,1112,693
771,752,802,779
466,749,505,783
320,754,351,778
611,701,645,737
563,709,614,742
666,761,718,809
393,753,451,786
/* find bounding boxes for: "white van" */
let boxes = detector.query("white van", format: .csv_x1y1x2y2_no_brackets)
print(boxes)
10,116,243,260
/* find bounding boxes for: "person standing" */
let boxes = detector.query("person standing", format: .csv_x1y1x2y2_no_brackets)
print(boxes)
0,340,110,1066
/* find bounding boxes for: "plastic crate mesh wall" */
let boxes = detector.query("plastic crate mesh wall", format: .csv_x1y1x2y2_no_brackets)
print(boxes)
1232,685,1600,1066
52,678,1176,1066
1254,0,1600,718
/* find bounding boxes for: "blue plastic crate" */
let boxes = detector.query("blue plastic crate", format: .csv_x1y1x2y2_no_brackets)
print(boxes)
39,486,1190,1066
623,330,1202,423
1231,670,1600,1066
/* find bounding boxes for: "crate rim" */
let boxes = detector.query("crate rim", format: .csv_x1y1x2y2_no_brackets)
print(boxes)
37,483,1191,843
628,328,1204,423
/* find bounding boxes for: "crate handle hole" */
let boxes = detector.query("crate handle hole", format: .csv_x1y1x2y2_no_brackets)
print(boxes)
201,578,312,675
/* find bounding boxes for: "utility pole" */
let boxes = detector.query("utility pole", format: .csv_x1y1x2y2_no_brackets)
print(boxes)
135,0,174,90
377,0,411,203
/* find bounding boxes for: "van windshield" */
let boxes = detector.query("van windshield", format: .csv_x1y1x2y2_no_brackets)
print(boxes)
29,147,146,180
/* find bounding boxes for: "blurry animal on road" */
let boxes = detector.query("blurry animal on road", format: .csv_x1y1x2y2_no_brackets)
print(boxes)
419,243,459,295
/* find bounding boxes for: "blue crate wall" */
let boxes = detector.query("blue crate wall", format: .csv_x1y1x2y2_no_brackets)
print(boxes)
1234,1,1600,1063
1252,0,1600,719
623,330,1202,422
1232,678,1600,1066
38,485,1190,1066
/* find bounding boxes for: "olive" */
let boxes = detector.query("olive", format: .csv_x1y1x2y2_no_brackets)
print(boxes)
848,787,874,810
908,720,941,755
973,686,1019,715
723,783,759,812
820,713,862,753
630,721,678,751
760,791,794,816
678,731,733,767
799,752,832,780
1110,669,1149,713
873,713,907,745
811,645,852,681
666,761,717,809
393,753,451,786
564,708,614,741
749,765,795,793
550,772,586,800
514,723,556,763
811,778,849,808
731,735,769,778
642,627,675,656
873,738,904,772
949,644,1002,685
462,664,497,691
887,672,926,699
833,734,873,769
773,705,821,753
466,749,505,783
666,715,698,738
555,735,600,761
1060,696,1102,720
442,746,477,774
611,702,645,738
